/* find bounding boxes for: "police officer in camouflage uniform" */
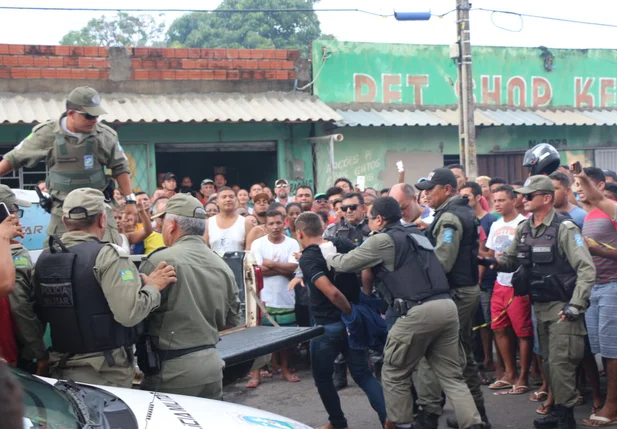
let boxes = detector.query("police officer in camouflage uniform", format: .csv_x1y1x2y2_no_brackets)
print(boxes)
140,193,242,400
0,186,45,370
33,188,175,387
325,197,484,429
0,87,137,245
491,176,595,429
413,168,489,429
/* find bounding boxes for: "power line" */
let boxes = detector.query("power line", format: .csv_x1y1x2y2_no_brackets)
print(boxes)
475,8,617,30
0,6,393,17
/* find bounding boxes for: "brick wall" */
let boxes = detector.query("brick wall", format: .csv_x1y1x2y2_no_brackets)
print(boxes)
0,44,299,81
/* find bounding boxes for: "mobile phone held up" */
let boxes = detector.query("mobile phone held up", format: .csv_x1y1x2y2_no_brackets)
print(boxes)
570,161,582,175
0,202,10,223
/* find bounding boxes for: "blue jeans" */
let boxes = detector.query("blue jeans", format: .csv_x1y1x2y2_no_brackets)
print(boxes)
310,321,387,428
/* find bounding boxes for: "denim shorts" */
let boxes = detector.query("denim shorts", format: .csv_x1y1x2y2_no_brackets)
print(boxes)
585,282,617,359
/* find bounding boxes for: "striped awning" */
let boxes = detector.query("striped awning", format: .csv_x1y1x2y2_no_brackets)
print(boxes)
0,91,342,124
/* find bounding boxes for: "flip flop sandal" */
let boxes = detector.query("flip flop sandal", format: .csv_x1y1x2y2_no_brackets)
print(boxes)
536,403,552,415
530,391,549,402
495,385,530,396
245,378,260,389
281,373,301,383
489,379,513,390
583,415,617,427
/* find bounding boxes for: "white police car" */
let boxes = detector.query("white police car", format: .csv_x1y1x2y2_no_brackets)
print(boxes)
14,367,310,429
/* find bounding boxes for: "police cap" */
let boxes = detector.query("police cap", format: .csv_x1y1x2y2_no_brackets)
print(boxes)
150,193,205,220
67,87,107,116
63,188,106,219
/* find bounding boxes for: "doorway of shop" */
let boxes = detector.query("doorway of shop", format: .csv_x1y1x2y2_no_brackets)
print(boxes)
155,142,278,192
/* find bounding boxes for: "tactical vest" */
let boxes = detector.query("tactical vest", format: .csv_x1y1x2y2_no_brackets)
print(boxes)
47,132,107,193
372,224,450,304
34,236,139,354
335,219,371,246
428,196,479,287
517,213,578,303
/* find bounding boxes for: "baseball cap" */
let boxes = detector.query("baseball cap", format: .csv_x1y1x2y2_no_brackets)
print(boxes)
514,175,555,194
201,178,214,186
274,179,289,188
314,192,327,200
0,185,31,208
62,188,106,219
604,170,617,182
415,168,458,191
67,87,107,116
252,192,270,202
150,193,206,220
162,172,176,181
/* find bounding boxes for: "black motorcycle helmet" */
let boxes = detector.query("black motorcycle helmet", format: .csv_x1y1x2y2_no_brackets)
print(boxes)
523,143,560,176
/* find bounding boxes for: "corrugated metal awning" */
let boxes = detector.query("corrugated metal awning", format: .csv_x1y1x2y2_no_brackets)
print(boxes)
0,92,342,124
333,105,617,127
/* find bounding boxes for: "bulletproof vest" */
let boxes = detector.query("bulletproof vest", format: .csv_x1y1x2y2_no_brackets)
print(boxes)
428,196,479,287
372,224,450,304
34,236,139,354
517,213,578,303
47,132,107,193
335,219,371,246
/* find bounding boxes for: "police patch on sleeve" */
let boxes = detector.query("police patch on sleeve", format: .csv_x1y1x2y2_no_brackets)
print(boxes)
120,269,135,282
13,255,29,267
443,228,454,243
574,233,584,247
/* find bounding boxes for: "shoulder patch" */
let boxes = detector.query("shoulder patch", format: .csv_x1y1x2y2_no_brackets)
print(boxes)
574,233,585,247
443,228,454,243
119,269,135,282
12,255,30,267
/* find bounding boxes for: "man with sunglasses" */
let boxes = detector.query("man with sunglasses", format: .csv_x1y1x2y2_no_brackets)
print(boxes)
274,179,291,206
488,175,595,429
0,87,137,247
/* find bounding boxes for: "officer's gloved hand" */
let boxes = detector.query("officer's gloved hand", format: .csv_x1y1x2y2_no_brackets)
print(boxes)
319,240,338,261
560,304,582,322
478,256,498,270
327,236,356,254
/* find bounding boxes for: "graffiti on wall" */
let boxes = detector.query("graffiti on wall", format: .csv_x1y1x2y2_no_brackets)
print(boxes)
289,178,315,194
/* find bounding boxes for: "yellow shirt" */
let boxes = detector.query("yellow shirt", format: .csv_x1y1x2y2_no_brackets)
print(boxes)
144,232,165,255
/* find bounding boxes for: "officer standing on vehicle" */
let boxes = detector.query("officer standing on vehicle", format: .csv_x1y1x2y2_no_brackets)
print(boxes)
0,86,137,245
139,193,241,400
414,168,489,429
33,188,175,387
323,197,483,429
0,186,45,368
489,176,595,429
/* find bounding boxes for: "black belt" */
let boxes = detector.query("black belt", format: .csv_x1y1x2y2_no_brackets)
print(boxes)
403,293,451,309
158,344,215,362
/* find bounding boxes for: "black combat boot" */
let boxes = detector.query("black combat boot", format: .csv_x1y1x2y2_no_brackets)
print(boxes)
446,405,491,429
533,411,559,429
414,409,440,429
333,360,348,390
555,405,576,429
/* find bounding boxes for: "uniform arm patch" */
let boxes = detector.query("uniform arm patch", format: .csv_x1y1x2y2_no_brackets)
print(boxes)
574,233,584,247
443,228,455,243
120,269,135,282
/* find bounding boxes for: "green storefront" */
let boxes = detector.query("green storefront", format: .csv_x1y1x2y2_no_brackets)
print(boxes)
0,92,338,195
311,40,617,189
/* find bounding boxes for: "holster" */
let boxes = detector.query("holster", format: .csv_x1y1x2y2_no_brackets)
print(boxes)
135,335,161,376
102,179,115,203
512,266,530,297
35,186,53,213
392,298,411,317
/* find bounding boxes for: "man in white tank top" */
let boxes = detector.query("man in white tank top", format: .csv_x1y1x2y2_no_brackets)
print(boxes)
204,187,254,256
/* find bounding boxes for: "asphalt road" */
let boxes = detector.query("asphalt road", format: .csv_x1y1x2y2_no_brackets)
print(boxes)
225,366,599,429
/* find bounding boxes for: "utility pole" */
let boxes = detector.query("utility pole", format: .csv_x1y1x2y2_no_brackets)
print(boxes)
456,0,478,179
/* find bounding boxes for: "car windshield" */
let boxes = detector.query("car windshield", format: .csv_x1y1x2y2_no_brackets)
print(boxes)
10,368,80,429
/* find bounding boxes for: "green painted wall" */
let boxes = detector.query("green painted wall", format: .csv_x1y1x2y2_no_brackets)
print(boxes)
312,40,617,108
315,125,617,190
0,122,315,195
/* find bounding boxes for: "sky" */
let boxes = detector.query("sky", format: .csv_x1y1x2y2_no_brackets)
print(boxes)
0,0,616,49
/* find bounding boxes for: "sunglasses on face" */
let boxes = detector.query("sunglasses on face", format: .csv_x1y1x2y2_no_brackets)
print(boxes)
524,192,548,201
341,204,359,212
276,184,289,188
315,198,328,204
74,110,98,120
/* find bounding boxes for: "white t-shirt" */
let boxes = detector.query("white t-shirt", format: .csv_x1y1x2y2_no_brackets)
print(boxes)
250,235,300,309
487,214,526,286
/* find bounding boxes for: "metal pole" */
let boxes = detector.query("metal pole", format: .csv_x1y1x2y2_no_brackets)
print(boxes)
456,0,478,179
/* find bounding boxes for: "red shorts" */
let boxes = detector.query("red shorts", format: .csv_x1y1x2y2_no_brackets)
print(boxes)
490,281,533,337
